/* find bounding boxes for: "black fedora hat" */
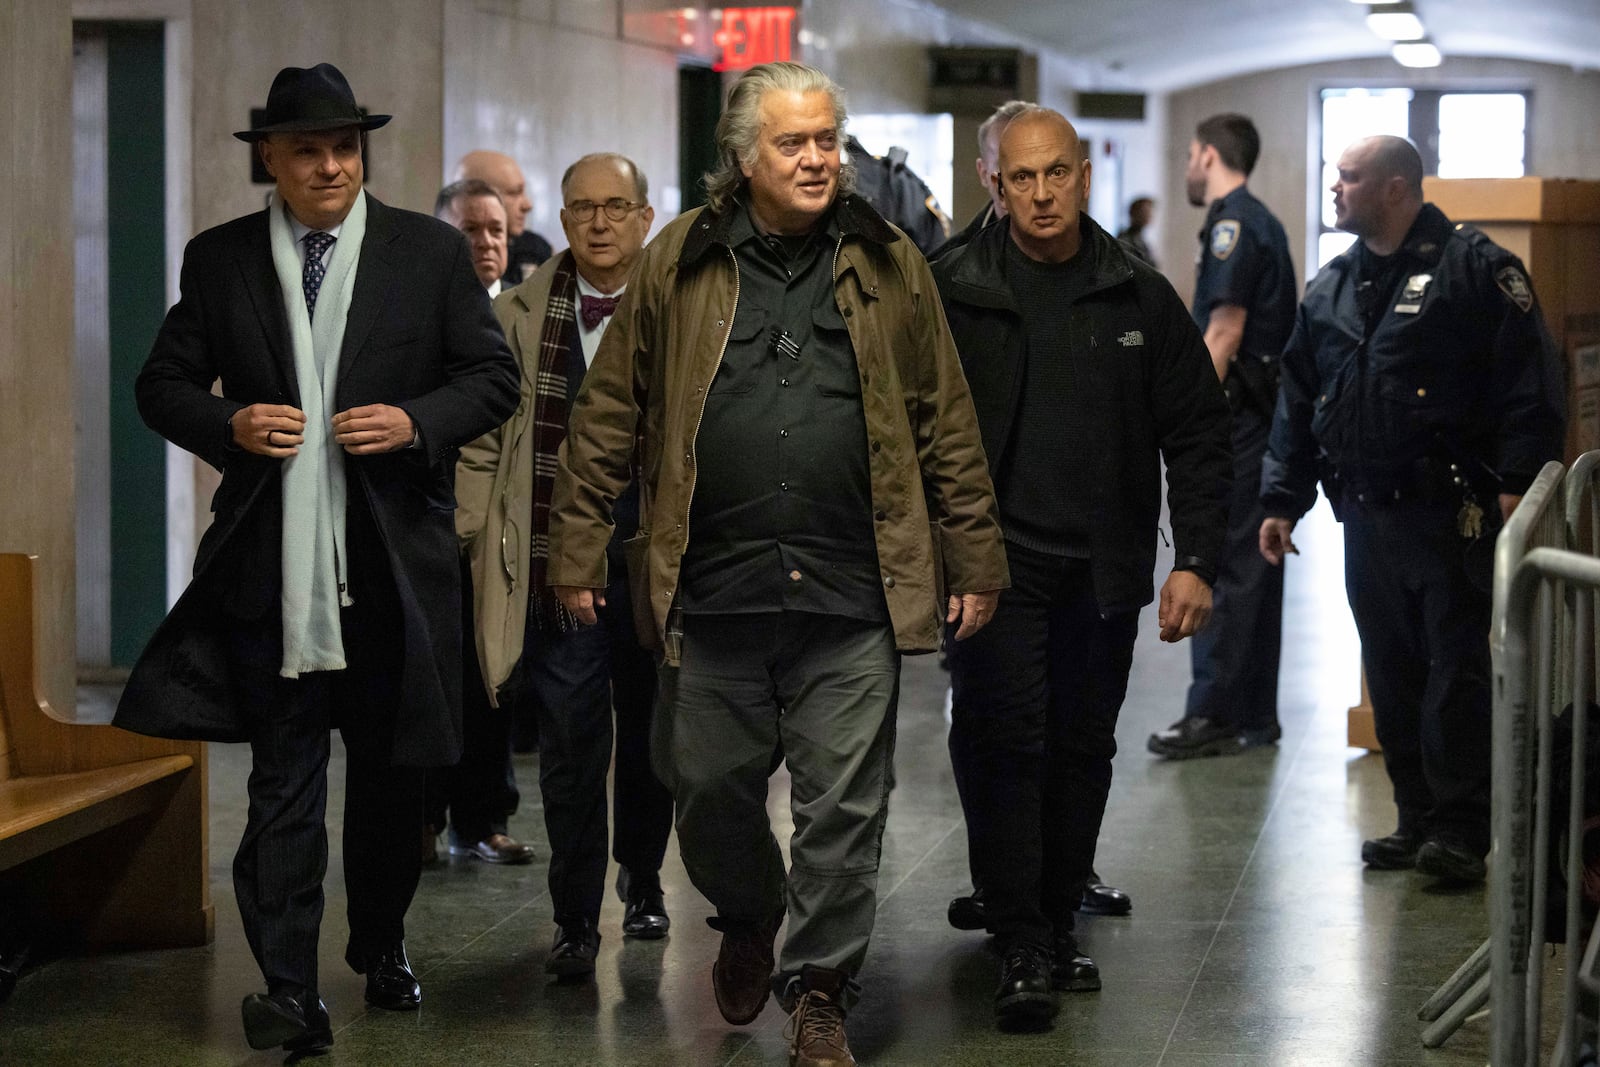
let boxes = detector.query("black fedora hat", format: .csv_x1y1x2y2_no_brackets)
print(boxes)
233,63,391,142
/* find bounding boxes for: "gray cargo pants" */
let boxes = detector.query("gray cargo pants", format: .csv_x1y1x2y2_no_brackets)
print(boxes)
660,610,900,1011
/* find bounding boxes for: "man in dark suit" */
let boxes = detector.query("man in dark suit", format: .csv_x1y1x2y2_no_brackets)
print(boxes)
114,64,519,1054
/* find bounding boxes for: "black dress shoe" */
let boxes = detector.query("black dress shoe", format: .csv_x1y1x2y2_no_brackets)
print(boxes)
1147,716,1243,759
623,890,671,939
546,919,601,978
358,944,421,1010
1079,871,1132,917
947,888,991,932
1051,932,1101,992
1361,828,1423,870
1416,834,1487,884
993,941,1059,1029
241,990,332,1052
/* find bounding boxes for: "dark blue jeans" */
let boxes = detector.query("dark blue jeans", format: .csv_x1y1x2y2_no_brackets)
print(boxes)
947,544,1138,948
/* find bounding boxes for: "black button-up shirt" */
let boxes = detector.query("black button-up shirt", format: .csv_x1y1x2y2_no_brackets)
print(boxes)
678,201,885,621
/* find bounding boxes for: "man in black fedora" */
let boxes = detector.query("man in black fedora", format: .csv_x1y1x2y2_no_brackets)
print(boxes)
116,62,518,1053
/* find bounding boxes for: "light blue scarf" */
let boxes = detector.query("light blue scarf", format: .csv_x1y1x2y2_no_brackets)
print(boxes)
267,191,366,677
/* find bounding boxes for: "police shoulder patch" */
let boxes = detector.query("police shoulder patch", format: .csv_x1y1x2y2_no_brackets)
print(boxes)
1495,266,1534,313
1210,220,1241,261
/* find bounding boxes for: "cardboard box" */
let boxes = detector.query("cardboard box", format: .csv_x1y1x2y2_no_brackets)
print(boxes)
1348,706,1381,752
1348,672,1380,751
1422,177,1600,224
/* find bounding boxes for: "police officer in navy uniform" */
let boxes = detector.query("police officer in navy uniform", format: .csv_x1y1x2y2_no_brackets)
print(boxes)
1259,135,1564,883
1150,113,1297,760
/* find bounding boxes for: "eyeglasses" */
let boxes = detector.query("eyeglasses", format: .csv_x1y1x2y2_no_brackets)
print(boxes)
563,198,642,223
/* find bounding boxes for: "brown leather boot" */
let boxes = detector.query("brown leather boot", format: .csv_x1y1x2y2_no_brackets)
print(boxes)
784,965,856,1067
710,909,784,1025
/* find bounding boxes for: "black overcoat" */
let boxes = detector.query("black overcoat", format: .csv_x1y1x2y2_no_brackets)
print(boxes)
114,193,520,766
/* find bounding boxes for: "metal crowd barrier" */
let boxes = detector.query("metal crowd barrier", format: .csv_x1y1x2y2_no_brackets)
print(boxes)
1491,545,1600,1065
1420,460,1569,1051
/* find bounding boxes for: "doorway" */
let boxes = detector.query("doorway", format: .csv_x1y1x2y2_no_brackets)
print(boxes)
73,20,168,676
678,64,722,212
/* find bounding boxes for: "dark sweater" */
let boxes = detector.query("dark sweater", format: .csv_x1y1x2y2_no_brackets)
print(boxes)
998,234,1096,556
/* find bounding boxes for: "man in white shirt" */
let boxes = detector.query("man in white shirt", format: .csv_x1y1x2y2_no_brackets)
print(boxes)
455,153,671,978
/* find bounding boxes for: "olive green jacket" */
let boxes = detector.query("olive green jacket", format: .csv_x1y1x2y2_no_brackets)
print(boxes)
548,196,1008,663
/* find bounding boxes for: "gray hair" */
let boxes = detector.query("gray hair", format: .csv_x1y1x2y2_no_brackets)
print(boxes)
433,178,502,219
559,152,650,204
977,99,1034,161
701,61,856,215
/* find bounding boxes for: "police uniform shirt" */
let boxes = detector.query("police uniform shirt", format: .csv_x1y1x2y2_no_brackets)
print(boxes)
1193,185,1297,362
677,200,885,622
1261,202,1565,520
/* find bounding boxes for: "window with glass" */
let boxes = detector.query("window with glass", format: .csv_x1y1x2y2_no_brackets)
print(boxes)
1313,87,1530,273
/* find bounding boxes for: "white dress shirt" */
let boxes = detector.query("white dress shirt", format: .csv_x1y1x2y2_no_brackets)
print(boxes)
574,273,626,370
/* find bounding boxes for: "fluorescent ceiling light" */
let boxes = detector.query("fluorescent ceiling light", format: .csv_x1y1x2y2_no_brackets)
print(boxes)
1368,8,1426,40
1353,0,1402,4
1393,41,1443,67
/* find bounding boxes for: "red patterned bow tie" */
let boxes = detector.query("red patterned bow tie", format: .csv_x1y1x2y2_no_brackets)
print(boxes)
580,294,620,329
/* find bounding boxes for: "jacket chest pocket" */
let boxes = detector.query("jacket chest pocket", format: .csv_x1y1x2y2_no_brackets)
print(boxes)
709,315,768,396
1081,314,1145,398
810,302,861,398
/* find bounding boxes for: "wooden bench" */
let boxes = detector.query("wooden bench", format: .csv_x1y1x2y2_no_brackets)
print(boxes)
0,553,211,949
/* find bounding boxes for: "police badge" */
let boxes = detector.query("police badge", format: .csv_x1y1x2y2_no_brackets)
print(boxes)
1395,272,1432,314
1495,266,1534,313
1210,220,1240,261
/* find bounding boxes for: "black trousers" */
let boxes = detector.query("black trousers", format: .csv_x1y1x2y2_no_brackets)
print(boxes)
227,517,422,994
1184,402,1284,733
424,558,519,845
947,544,1139,948
522,564,669,925
1342,496,1494,852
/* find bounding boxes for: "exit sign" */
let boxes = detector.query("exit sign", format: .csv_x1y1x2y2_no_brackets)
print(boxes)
712,7,797,71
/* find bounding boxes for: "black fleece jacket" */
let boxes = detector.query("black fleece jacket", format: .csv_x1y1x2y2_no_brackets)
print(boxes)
932,213,1231,613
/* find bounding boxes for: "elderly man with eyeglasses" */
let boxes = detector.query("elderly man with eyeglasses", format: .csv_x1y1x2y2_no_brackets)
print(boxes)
455,152,673,978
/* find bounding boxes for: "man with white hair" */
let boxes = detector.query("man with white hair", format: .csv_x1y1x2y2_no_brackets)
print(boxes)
548,61,1008,1067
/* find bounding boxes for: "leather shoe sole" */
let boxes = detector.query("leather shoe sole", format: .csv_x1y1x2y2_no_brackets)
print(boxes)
1051,959,1102,992
947,894,991,933
1416,839,1486,884
1147,732,1243,760
241,993,331,1052
1080,882,1132,917
545,950,598,978
1361,833,1421,870
994,988,1059,1029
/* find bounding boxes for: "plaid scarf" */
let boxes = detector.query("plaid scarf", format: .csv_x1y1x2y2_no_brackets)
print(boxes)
528,252,581,634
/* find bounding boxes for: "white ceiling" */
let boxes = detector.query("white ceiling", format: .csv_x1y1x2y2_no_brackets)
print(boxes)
927,0,1600,92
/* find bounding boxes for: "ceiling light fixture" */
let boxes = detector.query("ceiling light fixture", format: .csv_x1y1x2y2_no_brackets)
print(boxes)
1392,40,1443,67
1367,3,1426,41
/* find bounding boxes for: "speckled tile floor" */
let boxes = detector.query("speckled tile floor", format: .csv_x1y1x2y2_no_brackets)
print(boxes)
0,499,1556,1065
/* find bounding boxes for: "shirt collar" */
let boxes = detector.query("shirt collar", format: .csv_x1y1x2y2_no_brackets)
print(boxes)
575,272,626,301
285,202,344,244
